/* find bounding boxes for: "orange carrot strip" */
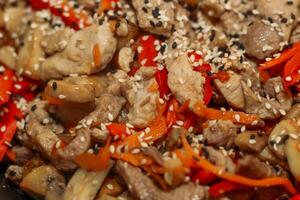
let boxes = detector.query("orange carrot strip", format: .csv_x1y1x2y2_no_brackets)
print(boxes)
180,134,298,195
259,42,300,70
74,137,111,171
93,43,101,66
193,101,262,125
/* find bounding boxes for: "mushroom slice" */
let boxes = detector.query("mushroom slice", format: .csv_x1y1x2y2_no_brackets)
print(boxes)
63,161,114,200
268,119,299,160
20,165,65,197
285,138,300,181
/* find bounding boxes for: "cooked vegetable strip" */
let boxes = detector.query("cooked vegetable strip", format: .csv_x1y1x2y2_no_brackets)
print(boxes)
93,44,102,66
259,42,300,70
111,153,153,166
0,102,22,161
74,138,111,171
180,134,298,195
209,181,250,197
193,102,263,126
0,68,14,106
283,51,300,87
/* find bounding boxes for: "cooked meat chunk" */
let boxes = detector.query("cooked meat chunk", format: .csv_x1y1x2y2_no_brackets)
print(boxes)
203,120,237,148
116,161,207,200
45,75,109,103
3,7,26,36
41,28,73,55
168,54,205,109
241,21,282,60
10,146,33,165
0,46,16,69
236,155,276,179
127,77,159,128
242,0,299,60
17,28,45,80
205,147,236,173
214,71,245,109
82,93,126,126
234,131,268,153
242,77,292,119
41,23,117,80
54,128,91,171
118,47,134,73
132,0,175,37
255,0,299,40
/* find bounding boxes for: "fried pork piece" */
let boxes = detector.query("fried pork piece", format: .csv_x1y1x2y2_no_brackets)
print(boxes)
203,120,237,148
41,23,117,80
236,155,277,179
167,54,205,109
132,0,175,37
115,161,207,200
21,101,91,171
242,0,300,59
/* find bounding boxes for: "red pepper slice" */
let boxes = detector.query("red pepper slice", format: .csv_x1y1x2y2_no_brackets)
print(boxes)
0,68,14,106
107,123,128,138
0,101,23,161
283,51,300,87
155,68,170,98
192,169,218,185
29,0,91,29
138,35,158,67
291,194,300,200
209,180,250,197
189,51,213,105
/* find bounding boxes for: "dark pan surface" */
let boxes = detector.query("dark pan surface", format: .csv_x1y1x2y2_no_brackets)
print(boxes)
0,165,32,200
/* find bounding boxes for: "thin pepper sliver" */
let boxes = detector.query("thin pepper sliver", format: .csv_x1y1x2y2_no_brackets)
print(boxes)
0,101,23,161
0,68,14,106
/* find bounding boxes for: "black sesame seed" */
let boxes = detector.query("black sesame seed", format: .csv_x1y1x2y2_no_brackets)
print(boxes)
267,17,273,23
209,30,216,42
250,134,256,139
172,42,177,49
150,20,156,27
281,17,288,23
286,1,293,5
152,7,160,18
31,104,37,112
142,7,148,13
144,0,149,4
115,22,121,28
156,21,163,27
159,44,166,54
52,82,57,90
291,13,296,20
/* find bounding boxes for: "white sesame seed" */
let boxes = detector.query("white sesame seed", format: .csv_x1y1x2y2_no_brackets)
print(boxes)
58,94,66,99
279,109,286,116
106,184,114,190
265,102,271,109
285,76,292,81
249,139,256,144
234,114,240,122
0,125,6,132
109,145,115,153
108,113,114,121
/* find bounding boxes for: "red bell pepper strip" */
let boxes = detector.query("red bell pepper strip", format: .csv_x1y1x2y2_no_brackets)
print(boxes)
0,68,14,106
192,169,218,185
209,180,250,198
283,51,300,87
0,101,23,161
29,0,91,29
138,35,158,67
189,51,213,105
291,194,300,200
107,123,128,138
155,68,170,98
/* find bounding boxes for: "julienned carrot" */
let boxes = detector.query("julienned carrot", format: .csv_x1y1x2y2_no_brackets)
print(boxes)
193,102,262,126
259,41,300,70
180,134,298,195
93,43,101,66
111,117,168,151
111,153,153,166
74,137,111,171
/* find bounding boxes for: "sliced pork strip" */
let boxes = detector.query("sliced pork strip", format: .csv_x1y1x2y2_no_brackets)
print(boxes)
167,54,205,109
214,71,245,110
41,23,117,80
115,161,207,200
203,120,237,148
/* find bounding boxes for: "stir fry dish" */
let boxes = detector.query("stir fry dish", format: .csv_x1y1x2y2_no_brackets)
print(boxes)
3,0,300,199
